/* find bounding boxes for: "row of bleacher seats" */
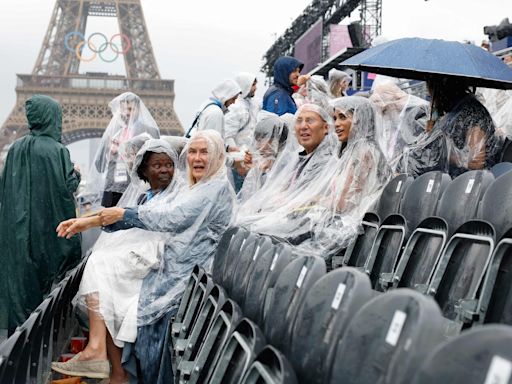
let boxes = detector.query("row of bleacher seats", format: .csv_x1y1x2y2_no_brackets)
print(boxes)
171,217,512,383
0,260,87,384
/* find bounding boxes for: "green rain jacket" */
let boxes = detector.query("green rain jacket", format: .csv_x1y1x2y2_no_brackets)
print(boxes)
0,95,81,331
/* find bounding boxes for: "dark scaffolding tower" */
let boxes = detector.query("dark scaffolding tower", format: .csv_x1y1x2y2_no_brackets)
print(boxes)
261,0,382,78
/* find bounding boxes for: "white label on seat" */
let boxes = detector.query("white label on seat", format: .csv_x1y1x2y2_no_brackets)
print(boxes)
465,179,475,194
331,283,347,310
395,180,403,193
484,356,512,384
252,245,261,261
385,310,407,346
270,252,280,271
296,266,308,288
426,179,434,193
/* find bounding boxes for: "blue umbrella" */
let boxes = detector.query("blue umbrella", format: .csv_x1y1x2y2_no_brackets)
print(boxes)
341,37,512,89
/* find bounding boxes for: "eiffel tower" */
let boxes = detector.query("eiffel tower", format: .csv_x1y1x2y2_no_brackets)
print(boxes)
0,0,183,154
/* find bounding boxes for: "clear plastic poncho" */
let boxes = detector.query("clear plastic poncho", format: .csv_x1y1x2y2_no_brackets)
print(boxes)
237,110,290,203
328,68,351,98
236,104,337,225
370,81,429,172
436,93,501,177
135,129,236,325
237,98,391,259
87,92,160,205
75,139,182,347
305,75,332,111
479,88,512,139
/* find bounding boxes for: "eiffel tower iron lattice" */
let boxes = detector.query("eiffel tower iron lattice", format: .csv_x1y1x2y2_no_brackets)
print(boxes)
0,0,183,156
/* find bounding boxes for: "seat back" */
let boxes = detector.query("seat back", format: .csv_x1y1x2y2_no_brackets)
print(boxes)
411,325,512,384
400,171,451,232
174,265,204,325
290,268,372,384
0,328,28,384
231,236,273,305
328,289,445,384
478,170,512,240
208,318,266,384
181,299,243,384
374,174,414,222
365,172,450,289
343,174,413,268
264,255,326,354
178,285,227,364
211,227,241,284
491,161,512,179
215,227,251,287
430,221,495,323
481,231,512,325
437,170,494,236
243,243,293,327
240,345,298,384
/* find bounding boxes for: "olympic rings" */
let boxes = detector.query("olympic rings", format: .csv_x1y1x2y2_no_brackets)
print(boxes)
64,31,132,63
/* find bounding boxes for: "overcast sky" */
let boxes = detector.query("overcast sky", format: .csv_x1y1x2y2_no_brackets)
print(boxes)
0,0,509,131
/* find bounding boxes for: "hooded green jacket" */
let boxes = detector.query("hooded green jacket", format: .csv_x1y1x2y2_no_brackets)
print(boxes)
0,95,81,331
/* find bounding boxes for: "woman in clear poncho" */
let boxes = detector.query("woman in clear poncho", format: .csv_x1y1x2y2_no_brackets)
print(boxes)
398,78,501,178
369,81,429,172
52,139,180,382
88,92,160,208
56,130,236,383
241,97,390,259
237,110,289,203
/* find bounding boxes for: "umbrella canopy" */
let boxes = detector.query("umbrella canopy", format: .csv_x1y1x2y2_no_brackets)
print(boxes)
341,37,512,89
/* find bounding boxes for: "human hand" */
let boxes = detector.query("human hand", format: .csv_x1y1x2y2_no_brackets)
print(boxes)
99,207,125,226
228,145,240,153
57,218,90,239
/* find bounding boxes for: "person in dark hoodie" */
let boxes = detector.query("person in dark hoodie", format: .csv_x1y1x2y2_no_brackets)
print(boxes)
0,95,81,333
263,56,304,116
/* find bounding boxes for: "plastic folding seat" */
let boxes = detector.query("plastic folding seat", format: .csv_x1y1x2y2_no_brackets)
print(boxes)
171,271,214,346
17,310,44,384
290,268,372,384
211,227,242,284
208,318,266,384
173,265,205,328
476,228,512,326
0,327,28,384
174,284,227,365
264,255,326,354
49,284,68,359
231,236,273,306
427,172,512,331
342,174,413,268
428,221,495,332
327,289,445,384
411,325,512,384
214,227,251,288
386,170,493,292
240,345,297,384
364,171,451,290
242,243,293,327
177,299,243,384
34,296,55,382
223,232,261,296
491,161,512,179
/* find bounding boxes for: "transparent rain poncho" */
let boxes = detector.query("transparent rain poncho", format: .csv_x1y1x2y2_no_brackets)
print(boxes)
75,139,182,347
133,130,236,325
479,88,512,138
236,104,337,226
370,81,429,172
238,98,390,259
436,93,501,177
87,92,160,206
305,75,332,111
328,68,351,98
237,111,290,203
